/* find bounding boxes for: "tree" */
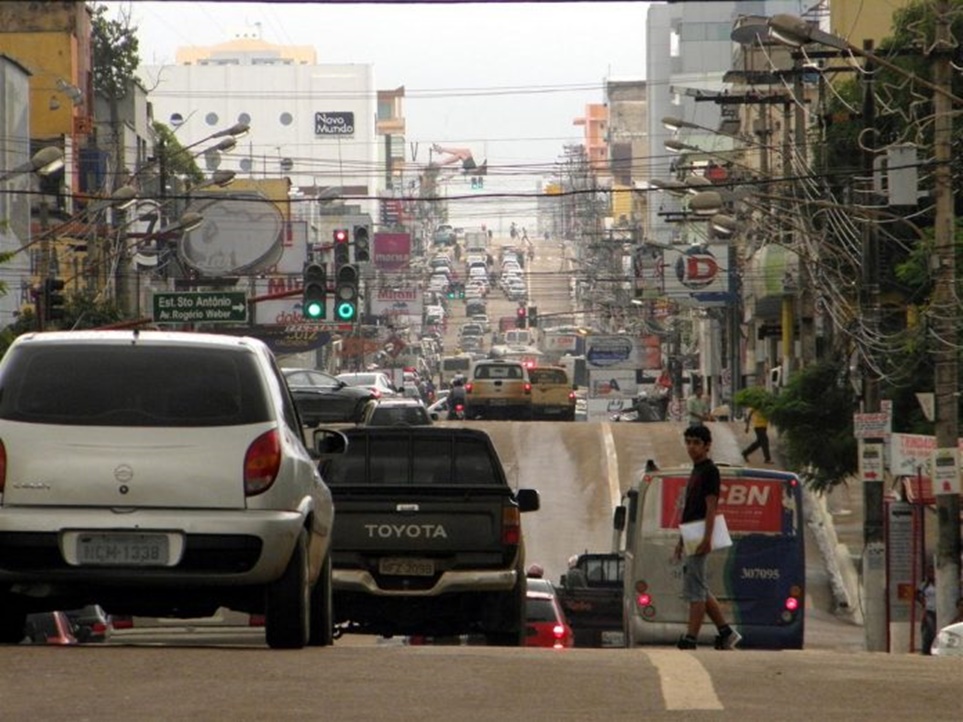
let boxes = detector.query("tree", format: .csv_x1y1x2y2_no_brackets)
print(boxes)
91,3,140,103
151,122,204,187
735,361,857,491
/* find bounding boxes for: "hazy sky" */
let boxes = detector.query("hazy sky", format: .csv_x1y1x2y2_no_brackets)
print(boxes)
106,1,652,172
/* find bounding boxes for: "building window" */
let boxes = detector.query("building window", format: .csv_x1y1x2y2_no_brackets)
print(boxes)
279,112,293,126
170,112,184,126
238,112,251,125
205,112,219,126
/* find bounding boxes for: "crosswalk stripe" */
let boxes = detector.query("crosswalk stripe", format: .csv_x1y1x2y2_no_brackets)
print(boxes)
646,649,724,711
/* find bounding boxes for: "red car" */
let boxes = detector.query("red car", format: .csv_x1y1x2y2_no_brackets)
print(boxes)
524,588,574,649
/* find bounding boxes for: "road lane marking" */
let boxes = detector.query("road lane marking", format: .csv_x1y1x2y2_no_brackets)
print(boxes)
601,422,621,509
646,649,724,711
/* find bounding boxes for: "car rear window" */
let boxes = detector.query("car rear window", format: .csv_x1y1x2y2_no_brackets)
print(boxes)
474,364,523,380
530,369,567,384
322,433,503,486
525,597,557,623
0,344,270,427
369,407,429,426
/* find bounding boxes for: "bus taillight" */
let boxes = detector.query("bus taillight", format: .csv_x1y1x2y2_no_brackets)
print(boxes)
784,596,800,612
636,592,652,608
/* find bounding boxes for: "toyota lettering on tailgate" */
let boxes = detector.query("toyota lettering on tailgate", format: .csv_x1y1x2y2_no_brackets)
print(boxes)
364,523,448,539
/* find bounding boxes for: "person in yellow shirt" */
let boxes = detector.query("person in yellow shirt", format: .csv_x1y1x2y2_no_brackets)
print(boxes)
742,407,773,464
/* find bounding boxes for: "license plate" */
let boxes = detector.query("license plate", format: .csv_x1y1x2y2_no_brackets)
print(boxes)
76,533,170,566
601,630,626,648
489,398,507,406
379,558,435,576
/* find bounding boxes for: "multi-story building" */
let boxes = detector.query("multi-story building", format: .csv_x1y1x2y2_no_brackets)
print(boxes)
139,27,382,230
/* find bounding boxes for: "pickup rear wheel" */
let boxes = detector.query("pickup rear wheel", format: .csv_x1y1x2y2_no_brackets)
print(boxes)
0,595,26,644
484,582,525,647
308,553,334,646
266,529,310,649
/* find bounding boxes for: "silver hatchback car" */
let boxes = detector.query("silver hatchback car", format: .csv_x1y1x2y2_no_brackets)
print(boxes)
0,330,338,649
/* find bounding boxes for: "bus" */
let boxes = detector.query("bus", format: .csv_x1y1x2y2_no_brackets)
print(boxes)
619,465,805,650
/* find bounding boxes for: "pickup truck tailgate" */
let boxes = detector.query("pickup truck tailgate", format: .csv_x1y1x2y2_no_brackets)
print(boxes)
331,490,508,553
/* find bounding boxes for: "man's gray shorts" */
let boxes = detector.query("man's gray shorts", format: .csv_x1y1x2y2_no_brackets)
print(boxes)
682,553,710,602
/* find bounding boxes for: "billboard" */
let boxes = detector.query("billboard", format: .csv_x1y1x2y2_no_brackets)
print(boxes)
371,286,423,321
662,242,733,306
373,232,411,270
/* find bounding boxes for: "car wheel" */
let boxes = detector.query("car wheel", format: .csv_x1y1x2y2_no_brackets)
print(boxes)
0,595,26,644
265,529,310,650
308,553,334,647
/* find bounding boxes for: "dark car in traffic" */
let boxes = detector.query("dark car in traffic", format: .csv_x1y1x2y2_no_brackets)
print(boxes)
282,367,376,425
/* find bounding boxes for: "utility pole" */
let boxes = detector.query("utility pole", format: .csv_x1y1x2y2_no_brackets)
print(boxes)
860,39,886,653
931,0,960,634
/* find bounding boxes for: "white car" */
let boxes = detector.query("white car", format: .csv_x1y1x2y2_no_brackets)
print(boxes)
932,620,963,656
0,330,339,650
336,371,398,398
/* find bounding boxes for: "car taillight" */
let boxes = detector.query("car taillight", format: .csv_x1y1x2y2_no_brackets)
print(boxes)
501,505,521,545
568,391,576,400
455,404,464,412
249,614,265,627
371,388,382,399
0,439,6,494
91,622,107,635
244,429,282,496
111,616,133,630
465,383,473,393
552,624,566,639
523,383,531,394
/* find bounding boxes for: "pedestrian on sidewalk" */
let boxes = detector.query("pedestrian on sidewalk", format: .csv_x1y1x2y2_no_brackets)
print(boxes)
917,562,937,655
742,406,773,464
674,425,742,651
686,387,713,426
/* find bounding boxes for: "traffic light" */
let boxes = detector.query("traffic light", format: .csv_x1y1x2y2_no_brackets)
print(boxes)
301,263,327,320
353,224,370,263
43,277,66,322
527,306,538,328
334,264,359,322
333,228,350,268
515,306,527,329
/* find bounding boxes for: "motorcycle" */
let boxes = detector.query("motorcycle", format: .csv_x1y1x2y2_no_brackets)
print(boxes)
447,403,466,421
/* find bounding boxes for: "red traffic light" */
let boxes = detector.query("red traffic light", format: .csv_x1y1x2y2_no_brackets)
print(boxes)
333,228,348,244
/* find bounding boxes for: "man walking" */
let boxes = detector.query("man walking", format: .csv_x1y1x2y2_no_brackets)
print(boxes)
686,387,713,426
742,406,773,464
674,425,742,650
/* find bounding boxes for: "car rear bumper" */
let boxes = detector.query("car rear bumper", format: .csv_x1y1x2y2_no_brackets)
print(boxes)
0,507,311,586
334,568,517,596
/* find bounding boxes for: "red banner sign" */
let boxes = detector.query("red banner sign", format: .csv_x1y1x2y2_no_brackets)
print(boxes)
373,232,411,270
658,474,784,533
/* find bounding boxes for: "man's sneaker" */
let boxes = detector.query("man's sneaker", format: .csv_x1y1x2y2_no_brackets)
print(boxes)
677,634,697,650
714,628,742,650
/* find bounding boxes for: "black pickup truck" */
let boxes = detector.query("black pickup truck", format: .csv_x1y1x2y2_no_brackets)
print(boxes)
556,552,625,647
315,426,539,645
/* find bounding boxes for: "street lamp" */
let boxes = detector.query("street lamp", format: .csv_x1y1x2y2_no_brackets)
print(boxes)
769,8,960,652
0,146,65,182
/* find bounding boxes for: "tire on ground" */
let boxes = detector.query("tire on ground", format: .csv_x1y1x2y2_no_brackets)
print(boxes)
308,553,334,647
266,529,310,650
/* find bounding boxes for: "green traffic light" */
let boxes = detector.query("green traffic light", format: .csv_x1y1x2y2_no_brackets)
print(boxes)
336,301,356,321
304,301,325,319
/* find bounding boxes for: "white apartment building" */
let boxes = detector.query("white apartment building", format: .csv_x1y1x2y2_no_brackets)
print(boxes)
139,29,379,223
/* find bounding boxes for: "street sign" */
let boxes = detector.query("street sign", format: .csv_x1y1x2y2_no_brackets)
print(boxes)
153,292,248,324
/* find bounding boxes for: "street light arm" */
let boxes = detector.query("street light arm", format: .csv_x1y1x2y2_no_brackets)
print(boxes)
768,14,963,106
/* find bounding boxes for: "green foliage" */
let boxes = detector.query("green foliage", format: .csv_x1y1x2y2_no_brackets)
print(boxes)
737,362,857,491
152,122,204,186
0,292,127,357
91,4,140,101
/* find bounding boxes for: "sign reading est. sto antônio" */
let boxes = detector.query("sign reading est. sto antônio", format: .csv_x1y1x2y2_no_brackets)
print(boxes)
315,112,355,136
